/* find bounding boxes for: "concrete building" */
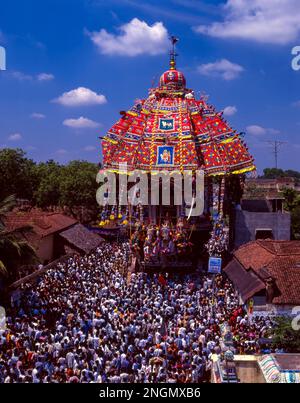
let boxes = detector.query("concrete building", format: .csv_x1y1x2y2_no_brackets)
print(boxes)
245,177,296,192
234,207,291,248
233,179,291,249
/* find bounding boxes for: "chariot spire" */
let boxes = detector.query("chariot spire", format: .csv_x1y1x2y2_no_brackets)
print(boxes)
169,35,179,70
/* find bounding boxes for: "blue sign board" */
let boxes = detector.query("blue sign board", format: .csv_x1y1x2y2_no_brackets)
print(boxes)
157,145,174,166
159,118,174,131
208,257,222,274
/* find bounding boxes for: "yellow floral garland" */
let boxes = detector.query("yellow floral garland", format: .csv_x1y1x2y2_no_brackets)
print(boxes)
150,114,158,170
178,99,185,173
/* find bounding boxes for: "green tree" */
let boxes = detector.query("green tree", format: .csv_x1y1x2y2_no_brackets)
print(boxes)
282,188,300,211
284,169,300,181
0,149,101,223
291,205,300,240
261,168,300,184
262,168,285,179
0,148,37,201
59,160,99,221
0,195,38,282
269,316,300,353
33,160,62,208
281,188,300,239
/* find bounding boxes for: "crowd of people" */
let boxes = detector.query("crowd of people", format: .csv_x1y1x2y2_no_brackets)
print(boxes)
0,241,275,383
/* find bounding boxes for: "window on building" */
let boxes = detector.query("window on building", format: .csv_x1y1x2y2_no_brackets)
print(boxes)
255,229,273,240
271,199,283,212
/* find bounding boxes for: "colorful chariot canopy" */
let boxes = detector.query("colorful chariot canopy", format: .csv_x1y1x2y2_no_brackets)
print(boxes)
102,47,255,176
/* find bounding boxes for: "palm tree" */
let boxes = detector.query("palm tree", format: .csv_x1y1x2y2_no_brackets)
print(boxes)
0,195,38,282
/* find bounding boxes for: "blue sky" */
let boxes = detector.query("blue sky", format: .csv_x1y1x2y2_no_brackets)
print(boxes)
0,0,300,173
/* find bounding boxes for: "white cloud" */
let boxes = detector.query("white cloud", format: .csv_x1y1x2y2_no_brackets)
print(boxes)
37,73,54,81
10,71,54,82
88,18,169,56
223,105,237,116
26,146,37,151
8,133,22,141
56,149,68,155
246,125,280,136
31,112,46,119
247,125,267,136
53,87,107,107
197,59,244,81
11,71,32,81
195,0,300,45
63,117,101,129
84,145,97,152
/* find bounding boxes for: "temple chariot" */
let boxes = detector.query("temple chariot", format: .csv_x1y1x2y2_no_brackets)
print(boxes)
99,38,255,270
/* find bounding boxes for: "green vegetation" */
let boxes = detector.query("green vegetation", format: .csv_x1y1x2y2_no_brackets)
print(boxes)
0,148,100,222
261,168,300,184
269,316,300,353
281,188,300,239
0,148,36,201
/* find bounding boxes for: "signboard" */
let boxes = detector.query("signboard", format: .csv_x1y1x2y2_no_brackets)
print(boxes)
208,256,222,274
0,306,6,332
159,118,174,131
156,145,174,166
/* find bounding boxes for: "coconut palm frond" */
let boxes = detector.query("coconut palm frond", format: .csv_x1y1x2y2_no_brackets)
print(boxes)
0,194,16,230
18,241,38,261
4,238,22,256
0,195,39,281
0,236,27,260
0,225,35,238
0,260,8,277
0,194,16,216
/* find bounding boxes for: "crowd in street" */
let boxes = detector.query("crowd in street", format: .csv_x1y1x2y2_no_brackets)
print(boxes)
0,241,275,383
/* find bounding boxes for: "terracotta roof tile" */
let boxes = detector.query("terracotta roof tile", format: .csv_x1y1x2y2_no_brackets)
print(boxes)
4,209,77,237
224,259,265,301
228,240,300,305
234,241,274,271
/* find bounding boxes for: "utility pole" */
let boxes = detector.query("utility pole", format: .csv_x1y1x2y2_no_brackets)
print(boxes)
266,140,287,169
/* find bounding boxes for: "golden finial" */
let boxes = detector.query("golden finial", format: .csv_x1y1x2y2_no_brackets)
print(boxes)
169,36,179,70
